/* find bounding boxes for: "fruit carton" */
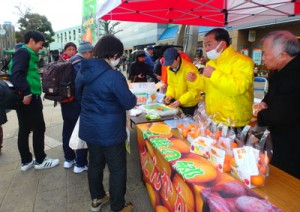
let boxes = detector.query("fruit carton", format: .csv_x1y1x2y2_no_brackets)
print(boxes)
190,136,214,158
231,146,266,188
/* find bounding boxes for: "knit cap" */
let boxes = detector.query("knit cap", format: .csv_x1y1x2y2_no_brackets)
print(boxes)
78,40,93,54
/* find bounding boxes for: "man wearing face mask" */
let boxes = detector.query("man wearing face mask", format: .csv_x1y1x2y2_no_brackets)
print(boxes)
163,47,201,116
188,28,254,127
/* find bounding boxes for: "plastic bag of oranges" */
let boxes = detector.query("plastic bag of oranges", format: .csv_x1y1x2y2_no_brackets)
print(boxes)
230,125,272,188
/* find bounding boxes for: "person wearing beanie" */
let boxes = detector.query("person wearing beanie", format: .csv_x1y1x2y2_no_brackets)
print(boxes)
60,40,93,174
78,40,93,55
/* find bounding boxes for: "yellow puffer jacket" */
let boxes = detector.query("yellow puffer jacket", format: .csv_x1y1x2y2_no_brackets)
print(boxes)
197,45,254,127
166,58,201,107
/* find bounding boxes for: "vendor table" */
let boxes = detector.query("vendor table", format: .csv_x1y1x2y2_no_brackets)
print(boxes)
129,113,174,128
136,122,300,211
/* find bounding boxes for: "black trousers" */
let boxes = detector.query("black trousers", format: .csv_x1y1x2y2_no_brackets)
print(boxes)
87,142,127,211
16,95,46,164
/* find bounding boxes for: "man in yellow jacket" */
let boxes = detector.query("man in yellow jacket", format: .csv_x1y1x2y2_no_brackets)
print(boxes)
163,47,201,116
189,28,254,127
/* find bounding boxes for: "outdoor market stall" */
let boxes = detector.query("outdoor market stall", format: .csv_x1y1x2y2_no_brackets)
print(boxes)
136,122,300,211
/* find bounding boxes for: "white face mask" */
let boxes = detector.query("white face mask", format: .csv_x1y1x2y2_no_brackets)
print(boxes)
206,42,223,60
110,58,120,67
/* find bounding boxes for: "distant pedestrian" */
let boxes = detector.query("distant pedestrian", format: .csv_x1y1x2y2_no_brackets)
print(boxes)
61,40,93,173
11,30,60,171
145,46,155,70
128,50,160,83
75,35,136,212
1,55,10,73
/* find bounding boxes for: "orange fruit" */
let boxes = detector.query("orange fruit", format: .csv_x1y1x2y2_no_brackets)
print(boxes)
250,174,265,186
205,129,211,137
172,174,195,211
169,138,190,154
149,123,171,135
258,164,267,175
155,205,169,212
193,184,205,212
177,123,185,129
174,156,217,183
231,142,239,148
215,130,221,140
187,123,195,131
188,128,201,138
259,153,270,165
145,182,160,207
181,128,188,138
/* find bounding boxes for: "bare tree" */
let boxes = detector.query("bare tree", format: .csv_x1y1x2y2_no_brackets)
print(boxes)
98,20,123,35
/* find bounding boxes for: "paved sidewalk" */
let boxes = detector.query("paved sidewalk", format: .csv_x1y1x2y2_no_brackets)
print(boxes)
0,99,152,212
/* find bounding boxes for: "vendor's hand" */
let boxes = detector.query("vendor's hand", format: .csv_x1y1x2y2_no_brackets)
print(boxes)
156,75,161,80
257,101,268,112
138,73,144,78
203,65,215,78
171,100,181,108
23,95,32,105
187,72,197,82
164,96,172,105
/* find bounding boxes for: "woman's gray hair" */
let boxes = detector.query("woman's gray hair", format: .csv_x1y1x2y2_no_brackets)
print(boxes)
261,30,300,57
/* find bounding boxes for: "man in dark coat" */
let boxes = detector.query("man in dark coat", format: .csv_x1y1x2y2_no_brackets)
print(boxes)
257,30,300,179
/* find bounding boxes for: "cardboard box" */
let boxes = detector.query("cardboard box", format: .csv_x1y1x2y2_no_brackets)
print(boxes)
129,82,156,105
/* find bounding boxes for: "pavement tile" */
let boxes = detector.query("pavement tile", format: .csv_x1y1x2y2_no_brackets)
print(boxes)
34,187,67,212
37,167,67,192
44,135,62,149
0,179,38,212
0,99,153,212
0,170,14,204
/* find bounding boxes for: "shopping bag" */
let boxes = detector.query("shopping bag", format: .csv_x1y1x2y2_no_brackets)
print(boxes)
69,118,88,150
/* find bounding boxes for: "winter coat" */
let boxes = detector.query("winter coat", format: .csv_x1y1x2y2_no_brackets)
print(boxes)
166,58,201,107
128,61,157,82
11,46,41,96
257,54,300,178
75,58,136,147
196,45,254,127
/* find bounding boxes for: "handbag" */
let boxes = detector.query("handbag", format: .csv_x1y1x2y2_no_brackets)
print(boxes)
69,117,88,149
0,78,22,110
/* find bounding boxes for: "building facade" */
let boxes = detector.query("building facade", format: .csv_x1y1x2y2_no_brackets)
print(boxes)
49,26,82,53
0,22,16,59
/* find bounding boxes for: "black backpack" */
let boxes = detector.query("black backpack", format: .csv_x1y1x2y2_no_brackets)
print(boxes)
0,78,22,110
42,59,81,103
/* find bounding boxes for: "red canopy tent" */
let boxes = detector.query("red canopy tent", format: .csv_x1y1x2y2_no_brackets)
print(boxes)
96,0,300,27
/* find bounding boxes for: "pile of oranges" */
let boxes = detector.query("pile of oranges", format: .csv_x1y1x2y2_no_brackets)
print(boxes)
177,123,201,139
